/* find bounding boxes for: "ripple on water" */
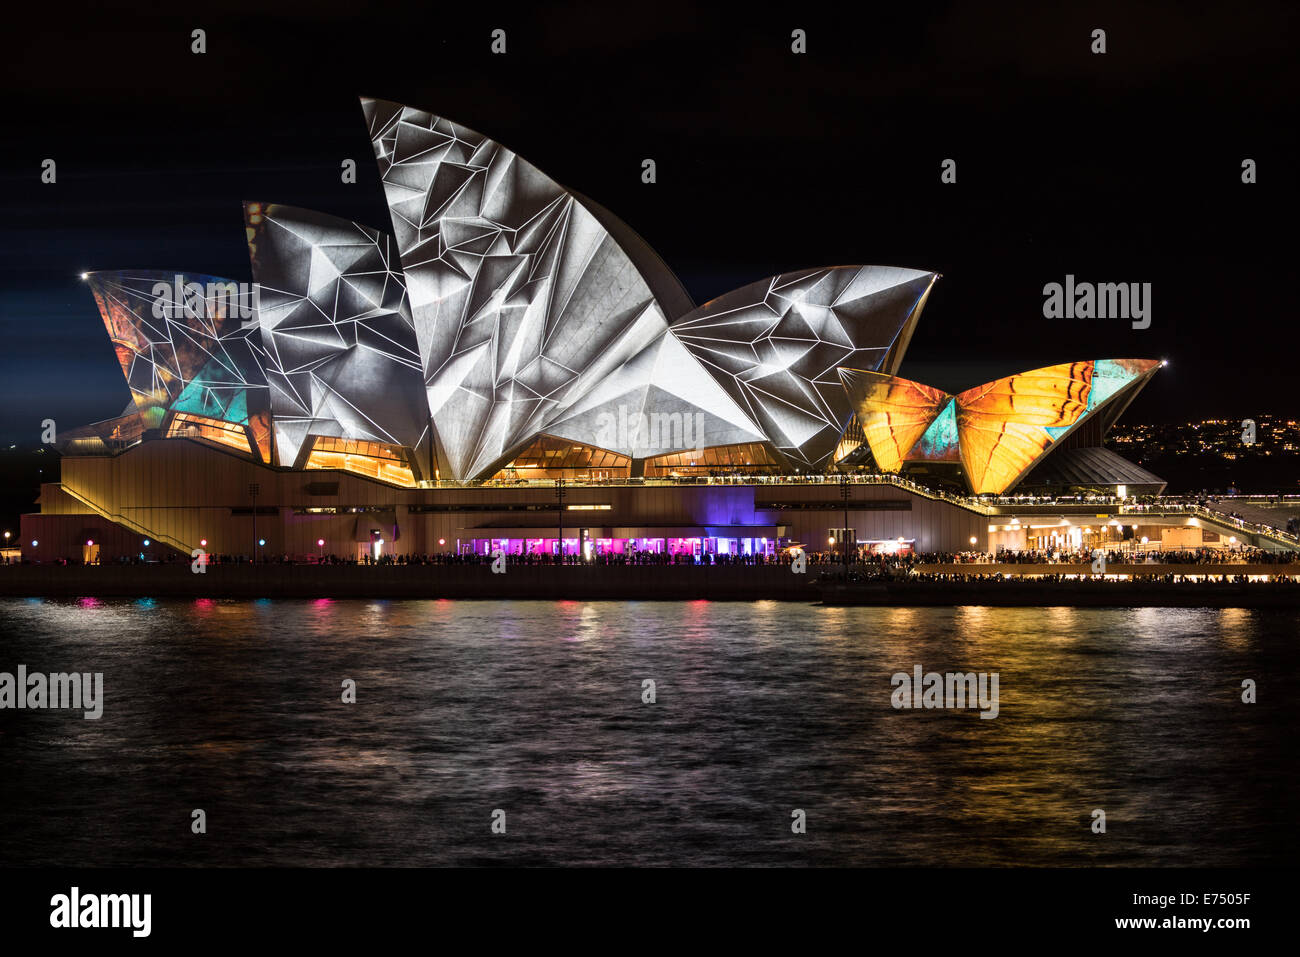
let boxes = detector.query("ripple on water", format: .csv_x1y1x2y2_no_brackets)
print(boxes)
0,599,1294,866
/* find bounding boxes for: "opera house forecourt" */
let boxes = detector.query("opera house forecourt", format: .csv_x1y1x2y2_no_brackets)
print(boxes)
24,96,1274,589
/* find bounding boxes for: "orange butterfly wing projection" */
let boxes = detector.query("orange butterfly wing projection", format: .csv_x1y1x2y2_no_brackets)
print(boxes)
840,368,951,472
841,359,1160,494
954,361,1093,494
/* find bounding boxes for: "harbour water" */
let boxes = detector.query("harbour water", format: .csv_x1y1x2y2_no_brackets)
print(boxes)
0,598,1293,866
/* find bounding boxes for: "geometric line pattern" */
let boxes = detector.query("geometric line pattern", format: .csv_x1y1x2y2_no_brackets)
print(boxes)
362,98,784,479
244,202,429,468
671,265,939,471
85,269,272,461
362,97,699,479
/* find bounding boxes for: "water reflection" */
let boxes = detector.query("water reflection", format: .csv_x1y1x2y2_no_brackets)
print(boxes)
0,599,1294,867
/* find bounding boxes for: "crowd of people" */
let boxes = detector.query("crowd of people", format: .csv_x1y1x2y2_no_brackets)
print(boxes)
832,570,1299,585
799,546,1299,568
883,546,1296,566
12,541,1300,569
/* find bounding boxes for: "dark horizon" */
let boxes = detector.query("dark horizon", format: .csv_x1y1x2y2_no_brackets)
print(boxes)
1,1,1296,442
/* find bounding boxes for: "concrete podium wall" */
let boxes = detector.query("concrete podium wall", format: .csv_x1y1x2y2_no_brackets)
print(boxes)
24,438,987,562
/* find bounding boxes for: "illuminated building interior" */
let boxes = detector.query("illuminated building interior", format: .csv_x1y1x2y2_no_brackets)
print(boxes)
462,533,781,560
304,437,416,487
166,412,254,455
495,436,630,481
643,443,782,476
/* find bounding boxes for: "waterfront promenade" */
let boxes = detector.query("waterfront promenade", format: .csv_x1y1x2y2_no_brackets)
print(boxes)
5,561,1300,605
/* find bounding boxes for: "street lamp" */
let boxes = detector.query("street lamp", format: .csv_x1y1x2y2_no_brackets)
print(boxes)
317,538,325,560
555,478,566,561
249,483,260,564
839,472,852,569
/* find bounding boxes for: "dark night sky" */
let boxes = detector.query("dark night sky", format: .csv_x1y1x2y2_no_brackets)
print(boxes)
1,0,1295,443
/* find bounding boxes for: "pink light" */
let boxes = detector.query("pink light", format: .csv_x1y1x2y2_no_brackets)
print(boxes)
85,539,93,546
317,538,325,546
200,538,208,547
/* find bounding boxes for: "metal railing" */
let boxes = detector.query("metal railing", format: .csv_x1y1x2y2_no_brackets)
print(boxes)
422,472,995,512
54,484,193,555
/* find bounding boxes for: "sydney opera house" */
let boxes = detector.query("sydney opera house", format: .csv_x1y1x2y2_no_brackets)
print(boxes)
23,98,1169,564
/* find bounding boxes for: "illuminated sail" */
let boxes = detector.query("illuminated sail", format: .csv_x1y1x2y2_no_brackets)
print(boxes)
840,369,949,472
840,359,1160,493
